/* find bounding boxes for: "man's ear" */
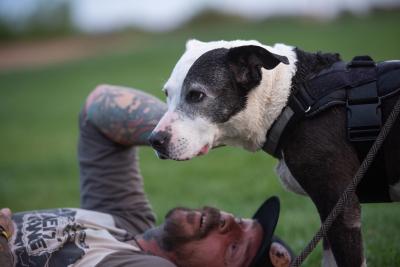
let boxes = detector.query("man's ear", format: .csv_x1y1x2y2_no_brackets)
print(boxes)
227,45,289,90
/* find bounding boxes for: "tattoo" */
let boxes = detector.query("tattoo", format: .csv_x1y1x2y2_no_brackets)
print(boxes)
86,85,167,146
142,228,164,245
141,227,170,252
142,228,158,241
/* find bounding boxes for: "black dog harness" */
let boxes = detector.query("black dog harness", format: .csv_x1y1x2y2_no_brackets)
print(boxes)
263,56,400,202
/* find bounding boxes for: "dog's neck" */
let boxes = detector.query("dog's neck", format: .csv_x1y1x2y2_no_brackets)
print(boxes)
220,44,296,151
220,46,341,151
291,48,341,93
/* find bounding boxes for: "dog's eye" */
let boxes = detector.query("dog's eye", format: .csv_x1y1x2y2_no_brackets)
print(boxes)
186,90,205,103
164,90,169,97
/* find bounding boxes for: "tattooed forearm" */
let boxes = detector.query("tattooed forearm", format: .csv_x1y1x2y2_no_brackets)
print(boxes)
85,84,167,146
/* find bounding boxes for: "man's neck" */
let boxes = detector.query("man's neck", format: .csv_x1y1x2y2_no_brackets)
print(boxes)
135,227,177,263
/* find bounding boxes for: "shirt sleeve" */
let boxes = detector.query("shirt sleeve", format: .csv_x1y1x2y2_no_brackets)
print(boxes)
0,237,13,267
96,251,177,267
78,111,156,235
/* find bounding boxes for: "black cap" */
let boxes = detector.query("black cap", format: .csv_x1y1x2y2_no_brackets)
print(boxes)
249,196,280,267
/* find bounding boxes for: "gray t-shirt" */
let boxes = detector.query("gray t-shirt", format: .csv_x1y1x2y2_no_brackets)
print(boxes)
10,208,174,267
9,111,175,267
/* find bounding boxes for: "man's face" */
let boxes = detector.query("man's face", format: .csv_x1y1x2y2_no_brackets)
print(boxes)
161,206,263,267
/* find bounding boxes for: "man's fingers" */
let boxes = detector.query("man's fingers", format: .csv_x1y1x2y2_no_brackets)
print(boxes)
0,208,14,239
269,241,291,267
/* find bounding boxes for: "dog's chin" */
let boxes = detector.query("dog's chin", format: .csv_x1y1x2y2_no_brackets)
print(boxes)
196,144,210,156
157,144,211,161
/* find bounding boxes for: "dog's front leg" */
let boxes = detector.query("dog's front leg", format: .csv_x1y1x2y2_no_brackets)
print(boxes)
322,192,365,267
322,238,337,267
286,155,365,267
300,177,365,267
286,162,366,267
283,107,367,266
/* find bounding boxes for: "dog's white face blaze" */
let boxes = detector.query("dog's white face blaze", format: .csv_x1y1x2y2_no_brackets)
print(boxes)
155,39,297,160
152,109,218,160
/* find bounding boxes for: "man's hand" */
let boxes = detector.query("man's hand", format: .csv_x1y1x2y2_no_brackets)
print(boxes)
0,208,14,240
269,241,292,267
0,208,14,267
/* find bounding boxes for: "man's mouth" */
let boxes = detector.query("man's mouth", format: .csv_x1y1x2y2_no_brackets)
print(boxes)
198,208,222,237
199,211,213,236
199,212,207,233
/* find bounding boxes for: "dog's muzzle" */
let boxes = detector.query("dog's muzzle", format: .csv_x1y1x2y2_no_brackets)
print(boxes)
148,131,171,159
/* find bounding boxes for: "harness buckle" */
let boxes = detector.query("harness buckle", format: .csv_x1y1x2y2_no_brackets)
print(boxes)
348,55,375,68
347,81,381,142
289,84,314,114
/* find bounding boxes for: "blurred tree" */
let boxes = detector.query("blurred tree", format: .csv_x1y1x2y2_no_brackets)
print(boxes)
0,0,74,41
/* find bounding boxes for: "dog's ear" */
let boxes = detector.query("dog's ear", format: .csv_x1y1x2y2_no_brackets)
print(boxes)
227,45,289,90
185,39,206,51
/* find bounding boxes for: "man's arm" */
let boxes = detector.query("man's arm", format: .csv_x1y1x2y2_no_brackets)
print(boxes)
0,208,14,267
85,84,167,146
79,85,167,234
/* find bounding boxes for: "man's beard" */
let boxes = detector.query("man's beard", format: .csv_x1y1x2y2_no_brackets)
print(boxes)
161,206,221,251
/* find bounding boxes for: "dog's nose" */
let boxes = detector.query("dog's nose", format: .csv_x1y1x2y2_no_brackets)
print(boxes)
148,131,170,154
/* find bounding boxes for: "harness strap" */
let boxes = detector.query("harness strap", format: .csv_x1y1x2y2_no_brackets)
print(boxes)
262,107,294,157
263,56,383,157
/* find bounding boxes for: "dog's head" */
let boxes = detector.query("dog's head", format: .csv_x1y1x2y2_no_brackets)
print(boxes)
149,40,291,160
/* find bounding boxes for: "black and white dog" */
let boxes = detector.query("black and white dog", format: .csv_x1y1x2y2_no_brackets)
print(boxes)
149,39,400,267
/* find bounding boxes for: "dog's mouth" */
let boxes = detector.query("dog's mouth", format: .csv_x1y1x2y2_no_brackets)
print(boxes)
155,151,170,160
155,144,210,161
197,144,210,156
154,150,193,161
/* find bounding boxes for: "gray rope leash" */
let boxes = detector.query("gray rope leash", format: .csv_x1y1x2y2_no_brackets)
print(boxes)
290,95,400,267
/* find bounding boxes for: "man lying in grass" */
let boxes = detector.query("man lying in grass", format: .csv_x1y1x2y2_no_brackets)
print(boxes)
0,85,293,267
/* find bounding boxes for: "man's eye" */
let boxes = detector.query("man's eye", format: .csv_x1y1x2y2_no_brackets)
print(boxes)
225,242,240,263
230,243,238,254
186,90,206,103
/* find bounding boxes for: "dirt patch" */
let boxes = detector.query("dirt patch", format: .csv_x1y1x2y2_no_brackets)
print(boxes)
0,33,134,72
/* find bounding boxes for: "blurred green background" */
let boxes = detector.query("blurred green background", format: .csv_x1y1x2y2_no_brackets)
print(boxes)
1,8,400,266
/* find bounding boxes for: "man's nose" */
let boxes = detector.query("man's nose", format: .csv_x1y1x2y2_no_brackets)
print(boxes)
218,214,236,234
148,131,170,154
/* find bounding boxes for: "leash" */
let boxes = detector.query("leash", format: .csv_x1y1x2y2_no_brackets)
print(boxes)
290,95,400,267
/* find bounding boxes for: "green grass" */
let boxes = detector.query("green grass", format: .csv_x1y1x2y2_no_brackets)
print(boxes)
1,11,400,266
